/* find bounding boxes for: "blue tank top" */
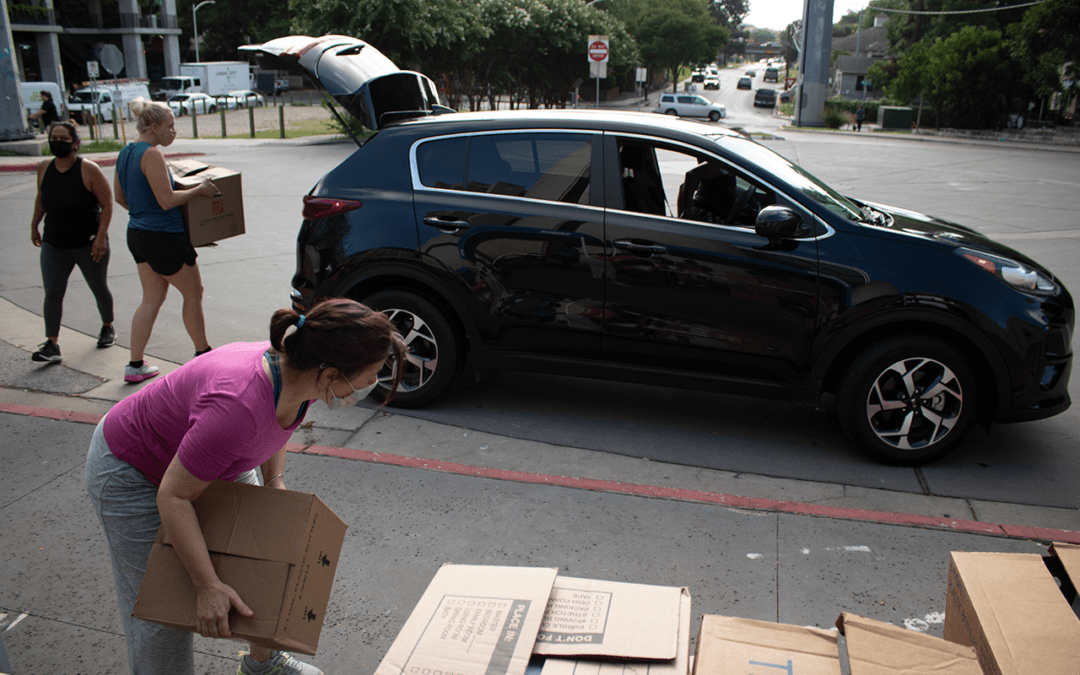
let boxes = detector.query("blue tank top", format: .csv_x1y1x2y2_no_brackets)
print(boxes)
116,141,185,233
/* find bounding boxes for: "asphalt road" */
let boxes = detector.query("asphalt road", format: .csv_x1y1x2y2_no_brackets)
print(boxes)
2,122,1078,510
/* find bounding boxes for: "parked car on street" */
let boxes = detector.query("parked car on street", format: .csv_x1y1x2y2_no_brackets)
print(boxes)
167,92,218,116
654,93,727,121
691,69,706,83
703,74,721,90
226,89,267,108
779,89,793,103
240,34,1074,466
737,77,753,90
754,88,777,107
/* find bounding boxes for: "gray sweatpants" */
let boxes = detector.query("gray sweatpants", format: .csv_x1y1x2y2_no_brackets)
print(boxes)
85,416,257,675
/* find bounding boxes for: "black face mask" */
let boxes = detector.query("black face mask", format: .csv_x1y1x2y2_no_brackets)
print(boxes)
49,140,74,158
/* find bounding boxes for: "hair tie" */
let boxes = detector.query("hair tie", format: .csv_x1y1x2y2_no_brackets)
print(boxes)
296,314,306,329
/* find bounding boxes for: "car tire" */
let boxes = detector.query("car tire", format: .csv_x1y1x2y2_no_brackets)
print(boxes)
209,105,217,114
665,109,677,115
837,334,977,465
361,289,461,408
709,111,720,122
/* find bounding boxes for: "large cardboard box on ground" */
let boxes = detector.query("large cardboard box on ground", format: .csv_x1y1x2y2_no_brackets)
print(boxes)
168,158,245,246
693,613,984,675
944,547,1080,674
132,481,347,655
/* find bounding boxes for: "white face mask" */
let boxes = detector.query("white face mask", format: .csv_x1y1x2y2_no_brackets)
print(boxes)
324,378,378,409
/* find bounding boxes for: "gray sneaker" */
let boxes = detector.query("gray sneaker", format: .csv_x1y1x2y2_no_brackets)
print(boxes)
237,651,324,675
124,362,159,383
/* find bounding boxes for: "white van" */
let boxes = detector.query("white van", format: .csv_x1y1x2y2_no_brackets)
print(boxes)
68,79,151,124
20,81,67,124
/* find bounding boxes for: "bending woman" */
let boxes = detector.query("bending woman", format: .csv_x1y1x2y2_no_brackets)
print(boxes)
30,120,115,362
86,298,404,675
114,97,219,383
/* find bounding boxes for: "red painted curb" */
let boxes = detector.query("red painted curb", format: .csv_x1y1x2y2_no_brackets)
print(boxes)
3,401,1077,544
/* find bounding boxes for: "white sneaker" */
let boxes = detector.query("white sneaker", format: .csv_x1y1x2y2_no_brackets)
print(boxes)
124,362,159,383
237,651,324,675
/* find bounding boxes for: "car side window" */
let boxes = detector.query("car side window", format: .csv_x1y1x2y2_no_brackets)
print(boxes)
615,139,775,227
677,96,694,104
466,133,591,204
417,137,467,190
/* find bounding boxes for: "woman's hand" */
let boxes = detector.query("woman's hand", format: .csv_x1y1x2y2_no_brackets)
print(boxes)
90,235,107,262
198,177,221,199
31,224,42,247
194,578,253,638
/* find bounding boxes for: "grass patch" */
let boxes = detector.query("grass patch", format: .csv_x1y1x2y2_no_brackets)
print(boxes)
778,103,795,116
81,139,124,153
211,117,340,140
0,148,33,157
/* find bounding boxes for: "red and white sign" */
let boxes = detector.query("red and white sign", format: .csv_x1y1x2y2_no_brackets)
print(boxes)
588,36,609,63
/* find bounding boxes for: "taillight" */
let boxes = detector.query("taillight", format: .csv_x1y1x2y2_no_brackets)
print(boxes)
302,195,362,219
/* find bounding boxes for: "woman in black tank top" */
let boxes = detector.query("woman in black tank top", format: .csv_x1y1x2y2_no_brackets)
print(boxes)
29,121,116,363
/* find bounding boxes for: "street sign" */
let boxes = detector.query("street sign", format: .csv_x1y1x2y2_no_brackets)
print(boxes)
588,35,609,63
99,44,124,76
87,61,99,78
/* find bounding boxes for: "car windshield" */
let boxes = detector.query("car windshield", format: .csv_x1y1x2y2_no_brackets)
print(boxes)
169,95,189,101
712,135,863,220
70,92,101,103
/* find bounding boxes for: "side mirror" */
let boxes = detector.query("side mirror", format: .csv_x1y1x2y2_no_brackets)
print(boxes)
755,205,809,240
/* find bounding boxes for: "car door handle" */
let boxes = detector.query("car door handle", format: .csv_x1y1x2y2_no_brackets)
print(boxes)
423,216,471,233
614,239,667,255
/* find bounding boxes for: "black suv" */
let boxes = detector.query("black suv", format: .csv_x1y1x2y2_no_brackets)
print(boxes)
754,88,777,107
243,36,1073,465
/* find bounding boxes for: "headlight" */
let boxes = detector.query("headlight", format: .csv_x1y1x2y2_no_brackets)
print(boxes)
957,247,1059,296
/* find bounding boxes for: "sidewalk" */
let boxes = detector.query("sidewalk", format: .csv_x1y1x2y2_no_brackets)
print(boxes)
2,290,1079,674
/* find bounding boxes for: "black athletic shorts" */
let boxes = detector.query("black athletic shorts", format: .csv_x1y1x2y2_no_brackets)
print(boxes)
126,228,197,277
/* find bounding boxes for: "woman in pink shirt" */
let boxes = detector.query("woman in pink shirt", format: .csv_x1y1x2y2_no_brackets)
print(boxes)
86,299,404,675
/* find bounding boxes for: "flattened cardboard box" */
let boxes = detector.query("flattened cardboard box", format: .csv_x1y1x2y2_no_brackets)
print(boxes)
375,564,559,675
944,549,1080,675
133,480,347,655
540,584,691,675
837,613,982,675
534,577,685,660
168,158,245,247
693,614,842,675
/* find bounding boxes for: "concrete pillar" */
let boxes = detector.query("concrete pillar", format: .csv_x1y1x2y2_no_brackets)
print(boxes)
35,32,63,88
795,0,834,127
118,0,147,79
162,0,181,75
0,0,33,139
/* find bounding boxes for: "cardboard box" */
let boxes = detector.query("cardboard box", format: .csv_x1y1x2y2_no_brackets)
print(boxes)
169,158,245,246
375,564,559,675
837,612,983,675
540,585,691,675
944,549,1080,674
534,577,686,660
693,615,842,675
132,481,347,655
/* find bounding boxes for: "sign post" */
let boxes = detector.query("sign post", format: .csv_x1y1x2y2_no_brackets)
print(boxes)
588,35,609,108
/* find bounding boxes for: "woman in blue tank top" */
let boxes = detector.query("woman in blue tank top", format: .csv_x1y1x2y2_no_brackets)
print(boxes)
114,98,220,383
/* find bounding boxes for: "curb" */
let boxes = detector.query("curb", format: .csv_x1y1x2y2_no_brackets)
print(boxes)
4,400,1076,545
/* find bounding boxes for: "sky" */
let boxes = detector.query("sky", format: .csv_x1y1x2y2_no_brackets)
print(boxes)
742,0,872,31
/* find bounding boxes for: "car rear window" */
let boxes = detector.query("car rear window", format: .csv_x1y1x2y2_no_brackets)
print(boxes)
418,133,592,205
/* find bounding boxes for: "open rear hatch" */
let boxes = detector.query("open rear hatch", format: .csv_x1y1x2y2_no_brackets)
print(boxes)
239,35,449,137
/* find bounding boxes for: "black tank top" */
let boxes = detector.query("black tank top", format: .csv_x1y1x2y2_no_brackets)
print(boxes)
41,156,101,249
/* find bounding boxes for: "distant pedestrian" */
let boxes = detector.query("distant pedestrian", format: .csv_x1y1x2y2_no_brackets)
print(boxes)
855,105,865,132
114,97,219,383
29,121,115,363
28,90,59,128
85,298,405,675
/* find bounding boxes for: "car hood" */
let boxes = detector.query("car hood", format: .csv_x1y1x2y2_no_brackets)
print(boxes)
238,35,442,130
859,198,1054,273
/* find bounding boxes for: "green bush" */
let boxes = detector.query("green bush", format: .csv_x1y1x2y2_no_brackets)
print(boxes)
823,108,847,129
81,139,124,153
826,98,879,121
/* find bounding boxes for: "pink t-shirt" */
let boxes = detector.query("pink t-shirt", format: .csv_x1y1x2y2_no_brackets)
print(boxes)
104,341,307,485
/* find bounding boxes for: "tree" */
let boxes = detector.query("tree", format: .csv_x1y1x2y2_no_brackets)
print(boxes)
1008,0,1080,112
709,0,749,30
888,26,1019,128
613,0,728,91
174,0,293,62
